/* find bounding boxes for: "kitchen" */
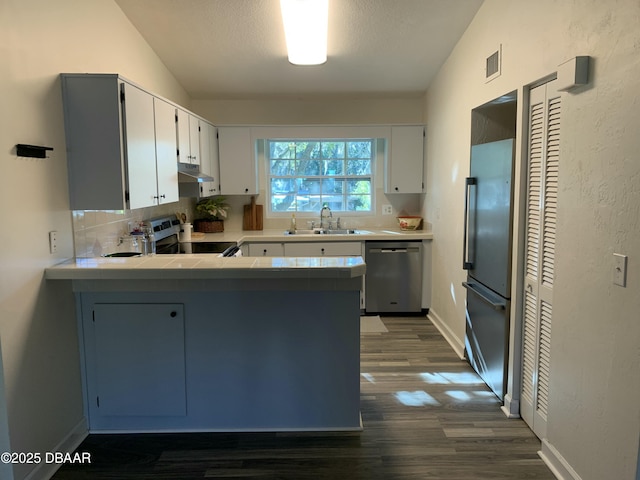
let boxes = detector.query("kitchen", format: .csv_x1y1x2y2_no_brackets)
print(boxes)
1,1,639,480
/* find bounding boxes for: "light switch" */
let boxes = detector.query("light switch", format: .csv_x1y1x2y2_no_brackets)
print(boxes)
613,253,627,287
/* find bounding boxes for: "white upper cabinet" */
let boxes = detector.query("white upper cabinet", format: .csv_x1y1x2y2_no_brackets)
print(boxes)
176,109,201,165
218,126,258,195
385,125,425,194
61,74,180,210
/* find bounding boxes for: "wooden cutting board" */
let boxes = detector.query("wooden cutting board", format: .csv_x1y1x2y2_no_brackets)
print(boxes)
243,196,263,230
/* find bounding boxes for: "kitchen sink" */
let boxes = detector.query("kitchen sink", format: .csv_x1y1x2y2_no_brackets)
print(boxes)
102,252,143,257
284,229,371,235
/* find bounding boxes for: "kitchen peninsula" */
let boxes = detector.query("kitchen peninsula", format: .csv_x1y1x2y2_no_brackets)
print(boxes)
46,256,364,432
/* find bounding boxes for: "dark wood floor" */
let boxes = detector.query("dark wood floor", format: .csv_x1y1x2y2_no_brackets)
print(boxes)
52,316,555,479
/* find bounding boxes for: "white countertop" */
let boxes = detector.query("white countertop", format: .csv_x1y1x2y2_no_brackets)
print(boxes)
45,254,366,281
189,228,433,244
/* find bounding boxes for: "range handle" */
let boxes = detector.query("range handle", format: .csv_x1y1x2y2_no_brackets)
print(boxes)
462,282,506,310
462,177,476,270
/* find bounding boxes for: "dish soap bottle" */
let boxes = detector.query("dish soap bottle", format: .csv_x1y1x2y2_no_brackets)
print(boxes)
289,213,297,234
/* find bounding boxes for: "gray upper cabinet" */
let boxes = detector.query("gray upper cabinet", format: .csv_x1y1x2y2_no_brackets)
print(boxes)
385,125,425,194
61,74,179,210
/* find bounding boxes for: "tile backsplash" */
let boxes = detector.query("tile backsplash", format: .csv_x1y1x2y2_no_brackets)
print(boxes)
72,198,196,257
72,192,426,257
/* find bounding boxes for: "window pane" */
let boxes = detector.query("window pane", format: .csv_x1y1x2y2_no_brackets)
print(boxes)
321,178,344,194
322,159,344,175
347,179,371,194
270,141,295,159
296,159,321,176
301,178,321,194
295,142,320,159
300,195,322,212
346,159,371,175
325,198,344,211
270,159,295,175
321,142,345,159
347,141,372,159
348,194,371,211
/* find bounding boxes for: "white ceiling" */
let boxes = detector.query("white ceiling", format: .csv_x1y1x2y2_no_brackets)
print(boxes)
114,0,483,99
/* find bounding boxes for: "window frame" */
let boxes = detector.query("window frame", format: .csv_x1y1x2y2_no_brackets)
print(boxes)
264,138,377,218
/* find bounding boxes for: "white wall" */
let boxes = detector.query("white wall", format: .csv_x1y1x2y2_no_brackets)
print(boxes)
424,1,640,479
0,1,189,478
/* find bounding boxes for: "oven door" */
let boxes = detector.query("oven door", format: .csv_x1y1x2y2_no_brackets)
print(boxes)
155,234,180,254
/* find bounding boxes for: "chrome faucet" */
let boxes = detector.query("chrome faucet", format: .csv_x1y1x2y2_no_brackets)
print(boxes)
320,204,332,229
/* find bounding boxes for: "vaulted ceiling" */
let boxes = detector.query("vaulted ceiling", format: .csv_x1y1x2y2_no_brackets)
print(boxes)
115,0,483,99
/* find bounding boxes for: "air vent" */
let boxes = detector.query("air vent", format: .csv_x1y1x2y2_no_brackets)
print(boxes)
485,45,502,82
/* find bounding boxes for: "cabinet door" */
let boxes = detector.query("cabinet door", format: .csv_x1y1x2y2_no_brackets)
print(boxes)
285,242,362,257
176,108,192,164
386,125,424,193
248,243,284,257
218,127,258,195
122,83,158,209
189,115,201,165
91,303,186,417
154,98,179,204
199,122,220,196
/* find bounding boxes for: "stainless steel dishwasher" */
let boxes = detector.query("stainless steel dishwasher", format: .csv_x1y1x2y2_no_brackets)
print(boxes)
365,241,423,313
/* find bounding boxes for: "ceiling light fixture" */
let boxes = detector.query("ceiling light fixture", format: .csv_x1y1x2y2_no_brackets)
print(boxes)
280,0,328,66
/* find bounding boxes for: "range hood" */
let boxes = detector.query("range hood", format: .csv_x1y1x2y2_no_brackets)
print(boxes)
178,163,214,183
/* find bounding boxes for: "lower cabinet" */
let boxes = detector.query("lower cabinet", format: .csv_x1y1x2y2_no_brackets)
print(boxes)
85,303,186,426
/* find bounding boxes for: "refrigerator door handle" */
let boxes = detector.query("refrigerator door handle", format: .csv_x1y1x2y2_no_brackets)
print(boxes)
462,177,476,270
462,282,506,310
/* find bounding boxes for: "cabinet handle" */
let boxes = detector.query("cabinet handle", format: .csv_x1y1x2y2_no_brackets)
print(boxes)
245,188,249,193
395,186,399,191
170,311,177,317
321,248,325,255
263,249,267,255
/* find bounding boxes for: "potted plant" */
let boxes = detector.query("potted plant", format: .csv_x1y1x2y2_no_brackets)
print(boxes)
194,196,230,233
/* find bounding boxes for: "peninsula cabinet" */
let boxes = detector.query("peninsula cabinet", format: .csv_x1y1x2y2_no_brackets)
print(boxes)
61,74,179,210
218,126,258,195
87,303,187,424
385,125,425,194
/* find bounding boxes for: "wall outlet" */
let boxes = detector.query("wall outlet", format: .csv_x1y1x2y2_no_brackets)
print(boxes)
613,253,627,287
382,204,393,215
49,231,58,254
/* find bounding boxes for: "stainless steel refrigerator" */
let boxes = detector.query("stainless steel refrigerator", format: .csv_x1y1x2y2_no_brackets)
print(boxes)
462,138,515,400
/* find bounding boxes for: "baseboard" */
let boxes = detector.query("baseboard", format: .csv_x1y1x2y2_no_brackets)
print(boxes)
23,417,88,480
426,309,465,359
539,438,582,480
501,392,521,418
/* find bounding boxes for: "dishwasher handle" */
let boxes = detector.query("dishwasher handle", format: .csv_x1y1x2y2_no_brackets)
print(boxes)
368,247,420,254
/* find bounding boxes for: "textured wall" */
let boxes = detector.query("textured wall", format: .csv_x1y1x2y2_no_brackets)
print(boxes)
424,1,640,479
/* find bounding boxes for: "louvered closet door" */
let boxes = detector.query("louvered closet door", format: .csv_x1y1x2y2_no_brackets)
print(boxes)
521,79,560,440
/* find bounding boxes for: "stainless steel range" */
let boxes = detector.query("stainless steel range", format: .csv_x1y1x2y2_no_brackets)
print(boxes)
142,215,238,256
141,216,182,254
